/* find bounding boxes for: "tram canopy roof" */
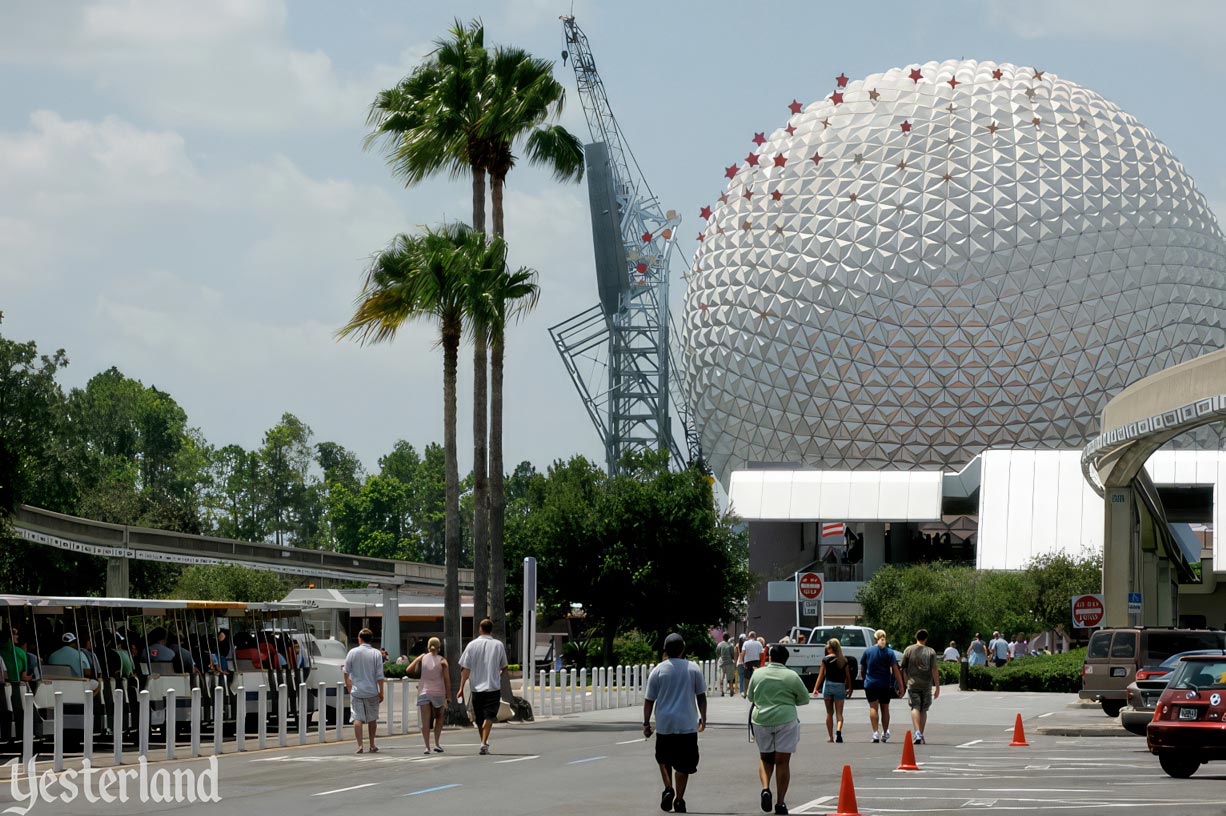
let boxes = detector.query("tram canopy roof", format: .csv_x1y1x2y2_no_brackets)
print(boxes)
0,595,303,614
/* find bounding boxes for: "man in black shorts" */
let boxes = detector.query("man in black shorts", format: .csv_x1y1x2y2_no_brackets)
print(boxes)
861,629,905,743
644,633,707,813
458,618,508,755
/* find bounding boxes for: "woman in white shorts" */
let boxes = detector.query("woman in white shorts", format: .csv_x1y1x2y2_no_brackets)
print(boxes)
406,637,450,754
746,644,810,815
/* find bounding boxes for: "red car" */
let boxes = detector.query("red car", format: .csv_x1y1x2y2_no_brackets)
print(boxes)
1147,654,1226,777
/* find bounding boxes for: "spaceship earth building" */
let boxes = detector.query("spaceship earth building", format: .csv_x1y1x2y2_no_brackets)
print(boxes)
684,60,1226,483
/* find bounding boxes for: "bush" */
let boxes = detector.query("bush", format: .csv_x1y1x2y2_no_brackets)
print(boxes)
612,634,657,666
932,649,1085,693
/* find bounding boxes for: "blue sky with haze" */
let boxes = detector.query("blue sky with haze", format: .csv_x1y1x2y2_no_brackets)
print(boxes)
2,0,1222,473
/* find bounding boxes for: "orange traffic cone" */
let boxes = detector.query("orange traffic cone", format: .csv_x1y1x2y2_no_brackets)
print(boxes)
896,730,920,771
1009,713,1029,747
831,764,864,816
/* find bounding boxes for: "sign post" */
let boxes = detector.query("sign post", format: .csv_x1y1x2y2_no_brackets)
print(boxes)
522,557,537,708
796,571,825,629
1071,594,1106,629
1127,592,1142,621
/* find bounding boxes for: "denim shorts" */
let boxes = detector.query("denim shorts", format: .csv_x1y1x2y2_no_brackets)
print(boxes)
823,681,847,700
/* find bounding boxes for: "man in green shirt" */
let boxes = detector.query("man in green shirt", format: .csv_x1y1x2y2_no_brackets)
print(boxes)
715,633,738,696
746,644,810,815
0,627,30,745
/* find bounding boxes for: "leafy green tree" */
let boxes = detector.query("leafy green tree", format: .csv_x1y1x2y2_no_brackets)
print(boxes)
258,413,317,547
206,443,264,541
171,564,291,603
1024,551,1103,635
316,441,365,493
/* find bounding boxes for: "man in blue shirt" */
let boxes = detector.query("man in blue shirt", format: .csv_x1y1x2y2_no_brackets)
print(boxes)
644,633,707,814
862,629,905,743
48,633,93,678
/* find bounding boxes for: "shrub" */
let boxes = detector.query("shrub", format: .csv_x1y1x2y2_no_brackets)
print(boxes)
933,649,1085,693
612,633,657,666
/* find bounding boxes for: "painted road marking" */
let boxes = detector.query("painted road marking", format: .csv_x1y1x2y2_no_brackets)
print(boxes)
956,739,983,748
790,794,835,813
400,783,462,797
616,737,648,744
1038,712,1055,718
566,755,607,765
313,783,378,797
494,755,539,764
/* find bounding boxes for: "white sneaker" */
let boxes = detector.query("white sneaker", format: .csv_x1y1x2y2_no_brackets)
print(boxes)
882,730,891,743
871,731,879,743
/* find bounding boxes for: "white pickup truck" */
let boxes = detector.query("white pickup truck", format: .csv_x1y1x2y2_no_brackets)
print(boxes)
774,625,903,690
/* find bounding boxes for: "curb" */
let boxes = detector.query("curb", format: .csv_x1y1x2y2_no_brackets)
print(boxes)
1034,725,1137,737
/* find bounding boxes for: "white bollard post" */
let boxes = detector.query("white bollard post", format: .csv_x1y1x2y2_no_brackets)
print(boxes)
615,666,624,708
213,684,224,756
633,665,641,703
385,678,394,734
596,667,605,710
235,685,246,752
579,668,587,712
257,685,268,750
538,671,546,715
191,687,202,758
298,683,308,745
113,688,124,765
84,688,94,763
401,677,411,735
564,669,572,714
138,689,150,759
334,682,344,743
572,669,580,713
53,691,64,772
21,692,33,767
165,688,177,761
548,670,557,716
277,684,287,748
317,683,327,743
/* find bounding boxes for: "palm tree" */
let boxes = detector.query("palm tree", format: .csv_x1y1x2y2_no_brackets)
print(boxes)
480,44,584,644
486,266,540,650
337,224,474,713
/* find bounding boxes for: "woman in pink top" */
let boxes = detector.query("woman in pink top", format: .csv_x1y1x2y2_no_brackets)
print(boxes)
406,637,450,754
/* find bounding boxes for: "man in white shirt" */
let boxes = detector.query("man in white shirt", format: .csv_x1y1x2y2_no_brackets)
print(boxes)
740,631,765,694
343,628,386,754
458,618,508,755
644,633,707,814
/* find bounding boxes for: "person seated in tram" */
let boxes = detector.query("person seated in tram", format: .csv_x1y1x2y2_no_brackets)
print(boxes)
47,633,93,678
210,629,233,677
166,633,198,675
233,632,280,669
142,628,176,668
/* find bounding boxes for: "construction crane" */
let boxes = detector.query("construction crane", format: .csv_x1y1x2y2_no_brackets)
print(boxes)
551,15,699,474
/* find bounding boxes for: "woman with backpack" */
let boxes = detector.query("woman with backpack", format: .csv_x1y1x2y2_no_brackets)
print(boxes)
813,638,853,743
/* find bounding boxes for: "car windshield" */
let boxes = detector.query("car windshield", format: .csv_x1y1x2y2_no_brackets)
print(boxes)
1168,659,1226,690
1159,649,1225,670
811,627,866,648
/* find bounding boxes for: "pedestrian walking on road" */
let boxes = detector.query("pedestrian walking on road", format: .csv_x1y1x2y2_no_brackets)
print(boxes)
342,628,385,754
747,644,809,815
644,633,707,814
966,633,987,667
942,642,960,662
406,636,450,754
741,632,764,691
457,618,509,756
814,638,853,743
899,629,940,745
862,629,905,744
736,634,748,697
987,631,1009,667
716,633,738,696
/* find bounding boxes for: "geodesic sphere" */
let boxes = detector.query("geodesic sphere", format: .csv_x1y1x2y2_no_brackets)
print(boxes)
684,59,1226,482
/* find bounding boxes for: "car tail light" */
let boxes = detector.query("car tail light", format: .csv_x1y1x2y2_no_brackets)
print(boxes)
1135,669,1169,681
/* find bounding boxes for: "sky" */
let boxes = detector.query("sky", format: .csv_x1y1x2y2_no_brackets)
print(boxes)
2,0,1225,475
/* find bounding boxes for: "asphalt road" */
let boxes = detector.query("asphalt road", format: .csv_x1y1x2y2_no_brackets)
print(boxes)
4,687,1226,815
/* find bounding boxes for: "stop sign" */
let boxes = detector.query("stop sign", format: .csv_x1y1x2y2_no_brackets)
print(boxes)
798,572,824,601
1071,594,1105,628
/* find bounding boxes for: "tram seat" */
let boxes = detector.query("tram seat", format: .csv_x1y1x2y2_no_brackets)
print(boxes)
33,677,99,709
144,673,192,701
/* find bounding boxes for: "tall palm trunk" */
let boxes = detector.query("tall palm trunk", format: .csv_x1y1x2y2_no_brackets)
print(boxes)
491,173,505,236
472,168,487,233
442,317,466,721
472,330,489,622
490,333,508,648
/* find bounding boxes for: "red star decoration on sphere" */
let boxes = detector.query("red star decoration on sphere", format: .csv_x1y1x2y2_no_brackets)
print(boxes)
900,120,912,133
785,124,796,135
869,88,881,101
719,193,728,203
830,91,844,105
1033,69,1045,80
752,132,766,146
947,77,960,88
788,99,803,114
697,233,704,242
909,68,923,83
745,153,760,166
698,303,708,311
743,189,753,200
836,72,849,88
822,118,831,128
992,68,1003,80
725,164,738,179
811,152,823,164
849,192,858,201
986,122,999,134
771,189,782,201
1032,116,1041,127
642,231,652,243
636,262,648,273
699,205,712,220
773,153,787,167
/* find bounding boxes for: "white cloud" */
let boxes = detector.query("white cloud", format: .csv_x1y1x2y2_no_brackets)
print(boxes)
0,0,430,133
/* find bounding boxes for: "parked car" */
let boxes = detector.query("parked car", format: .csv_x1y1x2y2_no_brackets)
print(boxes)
1080,627,1226,717
1120,649,1226,735
778,625,903,690
1147,654,1226,777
